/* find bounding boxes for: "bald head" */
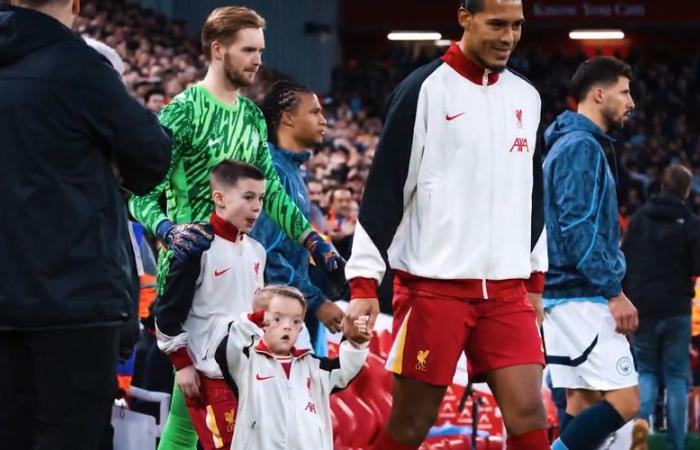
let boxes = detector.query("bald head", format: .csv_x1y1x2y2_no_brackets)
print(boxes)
12,0,79,28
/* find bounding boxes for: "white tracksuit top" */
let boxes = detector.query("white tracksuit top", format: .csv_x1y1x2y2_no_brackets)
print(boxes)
216,312,369,450
346,42,548,299
155,216,266,378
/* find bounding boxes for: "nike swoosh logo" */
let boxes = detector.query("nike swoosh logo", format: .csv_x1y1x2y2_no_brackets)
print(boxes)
207,137,222,147
214,267,231,277
256,374,274,381
445,112,466,121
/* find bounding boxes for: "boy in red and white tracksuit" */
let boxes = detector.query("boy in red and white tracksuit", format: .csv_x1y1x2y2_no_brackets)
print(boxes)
155,161,268,450
216,285,370,450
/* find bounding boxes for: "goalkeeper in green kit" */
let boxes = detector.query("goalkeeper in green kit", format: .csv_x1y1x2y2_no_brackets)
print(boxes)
128,6,344,450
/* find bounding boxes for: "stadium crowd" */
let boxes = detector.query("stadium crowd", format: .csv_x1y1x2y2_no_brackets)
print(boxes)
75,0,700,229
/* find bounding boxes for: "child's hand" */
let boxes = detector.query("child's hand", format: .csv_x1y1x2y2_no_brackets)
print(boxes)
261,311,271,329
252,294,270,312
176,365,201,399
349,315,372,346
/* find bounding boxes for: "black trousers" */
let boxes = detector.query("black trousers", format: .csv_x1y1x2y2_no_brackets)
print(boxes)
0,326,120,450
130,328,174,418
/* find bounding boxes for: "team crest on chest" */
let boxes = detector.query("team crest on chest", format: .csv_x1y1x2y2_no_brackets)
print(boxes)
516,109,524,129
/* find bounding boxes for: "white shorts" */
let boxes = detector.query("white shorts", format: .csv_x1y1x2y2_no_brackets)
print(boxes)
543,301,638,391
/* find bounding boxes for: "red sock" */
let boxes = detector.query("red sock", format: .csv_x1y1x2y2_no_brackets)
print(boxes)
506,428,550,450
371,429,420,450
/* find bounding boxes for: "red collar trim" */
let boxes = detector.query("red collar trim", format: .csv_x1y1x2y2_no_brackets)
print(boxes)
254,339,312,358
210,213,242,242
441,42,499,86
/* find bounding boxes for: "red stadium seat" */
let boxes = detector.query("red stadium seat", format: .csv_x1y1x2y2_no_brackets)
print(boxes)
351,354,392,426
330,395,357,447
336,383,380,447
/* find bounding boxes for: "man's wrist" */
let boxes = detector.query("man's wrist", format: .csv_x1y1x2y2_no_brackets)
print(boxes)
349,278,377,299
524,272,545,293
169,347,193,371
156,219,173,240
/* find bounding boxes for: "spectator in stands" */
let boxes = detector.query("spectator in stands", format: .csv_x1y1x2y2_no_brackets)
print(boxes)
623,164,700,450
253,79,345,354
307,178,329,233
326,187,356,259
144,88,166,114
0,1,171,449
215,285,370,450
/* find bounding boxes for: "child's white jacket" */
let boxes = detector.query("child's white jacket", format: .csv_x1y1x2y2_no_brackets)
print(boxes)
215,311,369,450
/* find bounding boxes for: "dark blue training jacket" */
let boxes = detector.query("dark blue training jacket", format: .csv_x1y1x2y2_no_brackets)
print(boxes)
542,111,626,303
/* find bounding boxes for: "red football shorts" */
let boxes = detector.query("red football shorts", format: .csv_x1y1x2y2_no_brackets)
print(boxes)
184,376,238,450
386,277,544,386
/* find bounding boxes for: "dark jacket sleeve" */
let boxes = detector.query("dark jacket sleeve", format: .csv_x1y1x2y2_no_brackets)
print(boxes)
77,57,171,195
153,253,202,369
526,127,548,292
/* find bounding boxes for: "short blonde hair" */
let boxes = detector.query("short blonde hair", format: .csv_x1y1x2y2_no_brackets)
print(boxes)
201,6,266,60
254,285,307,315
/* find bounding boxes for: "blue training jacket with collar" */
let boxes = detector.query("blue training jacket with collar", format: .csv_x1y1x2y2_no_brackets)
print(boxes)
542,110,626,301
249,143,326,312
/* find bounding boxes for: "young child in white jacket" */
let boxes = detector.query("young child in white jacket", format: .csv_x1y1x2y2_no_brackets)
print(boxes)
215,285,370,450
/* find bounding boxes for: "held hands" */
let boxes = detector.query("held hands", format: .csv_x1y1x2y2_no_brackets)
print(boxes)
349,315,372,347
342,297,380,343
157,220,214,263
176,365,201,399
608,292,639,335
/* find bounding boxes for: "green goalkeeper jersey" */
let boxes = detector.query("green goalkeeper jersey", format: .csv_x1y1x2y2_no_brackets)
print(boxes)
129,84,311,292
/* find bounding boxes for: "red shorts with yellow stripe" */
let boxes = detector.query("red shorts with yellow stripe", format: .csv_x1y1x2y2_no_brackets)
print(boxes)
386,274,545,386
184,376,238,450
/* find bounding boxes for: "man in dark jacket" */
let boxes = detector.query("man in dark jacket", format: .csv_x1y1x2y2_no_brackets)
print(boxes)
0,1,171,449
623,164,700,450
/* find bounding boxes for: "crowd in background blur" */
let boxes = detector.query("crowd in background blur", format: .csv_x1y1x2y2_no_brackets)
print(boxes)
77,0,700,236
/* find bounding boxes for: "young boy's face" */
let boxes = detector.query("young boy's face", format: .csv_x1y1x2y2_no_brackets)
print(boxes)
212,178,266,233
263,295,305,356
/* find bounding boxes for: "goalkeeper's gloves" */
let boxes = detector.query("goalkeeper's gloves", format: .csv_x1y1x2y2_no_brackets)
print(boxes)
156,220,214,263
303,231,347,294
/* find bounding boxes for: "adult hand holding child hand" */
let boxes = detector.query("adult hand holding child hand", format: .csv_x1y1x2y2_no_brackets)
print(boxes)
348,315,372,347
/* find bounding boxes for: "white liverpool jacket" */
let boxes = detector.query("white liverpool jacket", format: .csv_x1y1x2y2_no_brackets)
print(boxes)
155,213,266,378
215,311,369,450
346,42,548,299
